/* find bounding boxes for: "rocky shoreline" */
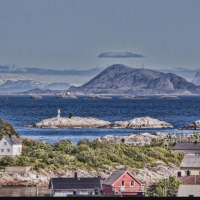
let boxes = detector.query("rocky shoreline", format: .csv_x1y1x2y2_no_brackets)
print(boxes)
26,116,173,129
0,132,179,187
0,162,179,187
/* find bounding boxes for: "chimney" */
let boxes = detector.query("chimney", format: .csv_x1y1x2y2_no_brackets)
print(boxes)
9,134,12,138
94,188,99,195
74,172,78,178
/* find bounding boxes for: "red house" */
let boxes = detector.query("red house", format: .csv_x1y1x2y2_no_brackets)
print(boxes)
102,170,145,197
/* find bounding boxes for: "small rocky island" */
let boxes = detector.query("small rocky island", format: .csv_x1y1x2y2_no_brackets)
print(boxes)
179,119,200,130
29,94,42,99
120,95,148,99
86,94,112,99
26,110,173,129
158,95,180,99
56,92,77,99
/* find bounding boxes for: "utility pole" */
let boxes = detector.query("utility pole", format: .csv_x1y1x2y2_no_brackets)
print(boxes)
36,184,38,197
164,177,167,197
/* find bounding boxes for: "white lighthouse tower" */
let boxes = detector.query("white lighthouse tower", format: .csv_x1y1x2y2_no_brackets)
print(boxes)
57,108,61,118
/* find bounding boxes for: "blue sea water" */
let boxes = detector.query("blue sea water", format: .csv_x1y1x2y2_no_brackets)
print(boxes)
0,95,200,144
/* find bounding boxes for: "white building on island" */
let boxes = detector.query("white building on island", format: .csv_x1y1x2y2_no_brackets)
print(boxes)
0,134,22,157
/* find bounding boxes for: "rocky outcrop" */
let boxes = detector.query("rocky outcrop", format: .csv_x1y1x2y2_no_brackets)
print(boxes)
97,132,168,146
28,116,111,128
27,116,173,129
179,120,200,130
56,92,77,99
86,95,112,99
110,116,173,129
0,162,179,187
120,96,148,99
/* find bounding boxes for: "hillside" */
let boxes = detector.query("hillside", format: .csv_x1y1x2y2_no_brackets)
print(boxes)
69,64,200,95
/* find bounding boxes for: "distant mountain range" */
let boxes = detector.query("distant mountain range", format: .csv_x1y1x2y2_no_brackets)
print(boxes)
69,64,200,95
0,80,70,93
192,71,200,86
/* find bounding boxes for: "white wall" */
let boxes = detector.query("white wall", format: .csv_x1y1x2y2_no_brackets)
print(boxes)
0,137,13,156
0,137,22,156
12,144,22,156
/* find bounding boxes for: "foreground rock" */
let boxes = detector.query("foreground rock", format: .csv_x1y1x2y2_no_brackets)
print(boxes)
179,120,200,130
27,116,173,129
97,132,168,146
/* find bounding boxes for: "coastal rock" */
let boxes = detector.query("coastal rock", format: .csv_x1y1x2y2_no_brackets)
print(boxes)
110,116,173,129
86,95,112,99
28,116,173,129
56,92,77,99
31,116,111,128
29,94,42,99
97,132,168,146
179,120,200,130
0,161,179,187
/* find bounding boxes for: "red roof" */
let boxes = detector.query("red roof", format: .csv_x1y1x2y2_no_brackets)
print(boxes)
177,175,200,185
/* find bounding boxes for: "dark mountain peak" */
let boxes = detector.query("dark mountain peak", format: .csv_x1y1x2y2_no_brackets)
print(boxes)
69,64,200,95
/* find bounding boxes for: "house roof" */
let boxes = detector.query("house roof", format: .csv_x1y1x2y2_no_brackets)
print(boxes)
180,155,200,168
4,135,21,145
177,185,200,197
102,170,141,186
173,142,200,150
49,177,102,190
177,175,200,185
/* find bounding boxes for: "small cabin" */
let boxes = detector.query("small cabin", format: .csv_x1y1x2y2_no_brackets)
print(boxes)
49,172,102,197
102,170,145,197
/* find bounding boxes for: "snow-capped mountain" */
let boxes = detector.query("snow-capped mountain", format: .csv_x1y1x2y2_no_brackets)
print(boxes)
0,79,71,93
69,64,200,95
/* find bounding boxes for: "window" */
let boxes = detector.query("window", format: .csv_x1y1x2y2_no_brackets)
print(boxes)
121,181,125,186
18,147,21,152
7,149,10,152
4,142,7,146
61,191,67,196
130,180,134,186
87,191,93,195
1,149,4,152
185,171,188,176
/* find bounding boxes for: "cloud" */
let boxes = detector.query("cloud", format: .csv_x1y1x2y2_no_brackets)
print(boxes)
98,52,145,58
0,66,104,76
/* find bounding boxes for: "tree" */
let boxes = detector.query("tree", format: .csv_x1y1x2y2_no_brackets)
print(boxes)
146,176,182,197
0,118,20,139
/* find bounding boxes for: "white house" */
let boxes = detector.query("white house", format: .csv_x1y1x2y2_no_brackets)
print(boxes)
0,134,22,156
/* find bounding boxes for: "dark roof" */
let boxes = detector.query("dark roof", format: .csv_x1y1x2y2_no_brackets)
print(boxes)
177,175,200,185
173,142,200,150
49,177,102,190
180,155,200,168
177,185,200,197
103,170,133,186
5,135,21,145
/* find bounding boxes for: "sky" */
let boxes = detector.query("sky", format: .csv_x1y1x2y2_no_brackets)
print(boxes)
0,0,200,85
